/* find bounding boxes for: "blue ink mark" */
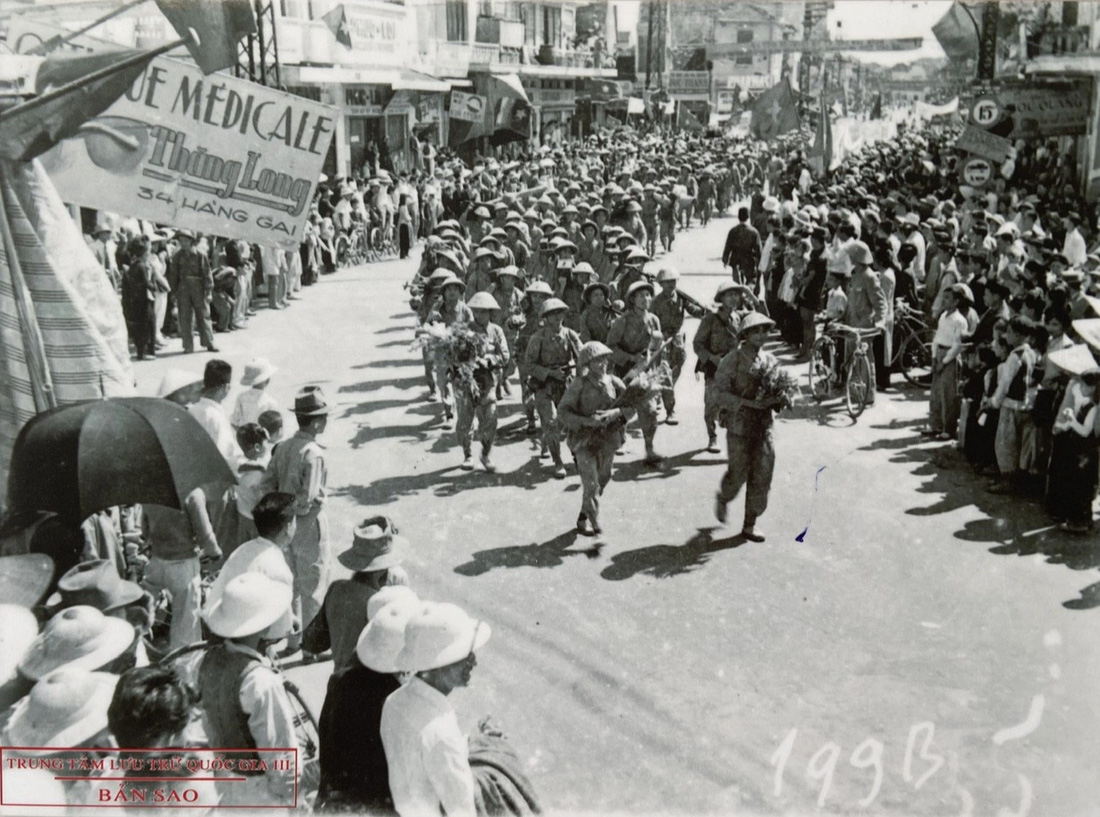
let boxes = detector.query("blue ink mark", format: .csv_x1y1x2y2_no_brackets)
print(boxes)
795,527,808,542
814,465,827,491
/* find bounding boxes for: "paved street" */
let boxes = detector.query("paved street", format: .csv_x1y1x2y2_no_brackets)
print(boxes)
135,214,1100,815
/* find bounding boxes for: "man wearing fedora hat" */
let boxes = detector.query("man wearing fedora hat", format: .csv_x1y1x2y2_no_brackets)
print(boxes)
381,602,491,817
199,573,300,806
261,386,332,663
306,516,411,671
713,312,782,542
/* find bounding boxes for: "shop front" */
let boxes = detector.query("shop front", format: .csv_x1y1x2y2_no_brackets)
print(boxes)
525,80,577,145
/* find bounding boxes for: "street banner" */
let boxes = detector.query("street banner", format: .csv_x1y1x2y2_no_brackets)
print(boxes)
955,124,1012,163
450,91,487,123
914,97,959,121
997,85,1091,138
36,57,337,250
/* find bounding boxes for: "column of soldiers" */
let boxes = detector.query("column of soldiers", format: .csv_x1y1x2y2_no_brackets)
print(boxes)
410,186,777,541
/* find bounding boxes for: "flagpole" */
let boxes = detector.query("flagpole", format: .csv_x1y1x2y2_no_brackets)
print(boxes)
24,0,150,56
0,162,56,412
0,38,188,125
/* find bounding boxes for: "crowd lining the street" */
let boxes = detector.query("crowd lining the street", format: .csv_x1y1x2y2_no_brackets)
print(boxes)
5,107,1100,816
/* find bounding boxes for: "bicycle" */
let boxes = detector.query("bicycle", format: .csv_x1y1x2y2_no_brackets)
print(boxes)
891,300,934,386
335,224,371,267
808,323,881,418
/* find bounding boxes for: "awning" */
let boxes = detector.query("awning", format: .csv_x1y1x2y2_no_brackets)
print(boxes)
394,69,449,93
285,65,398,86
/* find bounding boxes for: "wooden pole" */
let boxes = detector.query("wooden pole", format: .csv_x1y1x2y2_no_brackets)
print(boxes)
23,0,149,56
0,38,187,125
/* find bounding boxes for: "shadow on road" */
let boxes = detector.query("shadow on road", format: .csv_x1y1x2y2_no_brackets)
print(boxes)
340,397,423,418
337,457,559,506
374,324,412,335
600,526,746,581
453,529,602,576
885,438,1100,609
611,449,723,483
340,374,425,392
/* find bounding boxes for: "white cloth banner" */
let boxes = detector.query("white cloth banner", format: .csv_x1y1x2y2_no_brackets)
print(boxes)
914,97,960,121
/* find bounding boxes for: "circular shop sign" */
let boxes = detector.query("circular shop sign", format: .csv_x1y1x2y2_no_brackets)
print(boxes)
970,96,1001,129
962,157,993,186
466,95,485,116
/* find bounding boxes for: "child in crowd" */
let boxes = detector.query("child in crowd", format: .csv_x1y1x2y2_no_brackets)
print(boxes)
824,269,849,323
232,358,279,428
234,423,270,550
989,317,1038,494
258,409,284,448
964,345,1001,474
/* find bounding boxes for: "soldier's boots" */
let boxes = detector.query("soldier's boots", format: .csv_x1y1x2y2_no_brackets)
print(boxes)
480,442,496,473
551,445,566,479
461,446,474,470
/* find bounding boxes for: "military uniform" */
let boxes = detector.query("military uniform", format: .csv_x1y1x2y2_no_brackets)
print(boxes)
606,309,663,453
561,279,587,332
426,300,474,417
579,304,614,344
558,372,635,532
712,344,778,531
693,307,741,442
525,324,582,470
168,244,216,353
651,289,705,420
454,321,509,461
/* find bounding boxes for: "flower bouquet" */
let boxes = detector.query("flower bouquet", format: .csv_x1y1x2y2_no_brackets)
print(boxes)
753,358,801,411
414,324,500,401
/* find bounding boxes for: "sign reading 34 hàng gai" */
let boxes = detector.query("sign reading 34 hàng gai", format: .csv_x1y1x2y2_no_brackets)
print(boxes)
39,57,338,250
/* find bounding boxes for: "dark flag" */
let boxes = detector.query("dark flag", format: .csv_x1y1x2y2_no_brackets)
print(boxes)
869,92,883,120
323,5,353,49
0,49,158,162
750,78,800,141
155,0,257,74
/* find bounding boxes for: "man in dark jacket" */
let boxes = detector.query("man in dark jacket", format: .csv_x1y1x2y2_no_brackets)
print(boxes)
722,207,762,287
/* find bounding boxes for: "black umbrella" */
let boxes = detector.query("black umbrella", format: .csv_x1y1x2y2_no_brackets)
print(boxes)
8,397,236,522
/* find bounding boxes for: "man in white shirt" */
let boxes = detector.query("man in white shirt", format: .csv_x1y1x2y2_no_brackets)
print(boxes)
382,603,491,817
1063,211,1088,268
921,285,969,441
207,492,295,604
189,359,245,474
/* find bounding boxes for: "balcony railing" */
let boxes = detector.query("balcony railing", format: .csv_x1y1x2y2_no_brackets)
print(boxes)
471,42,500,67
537,46,597,68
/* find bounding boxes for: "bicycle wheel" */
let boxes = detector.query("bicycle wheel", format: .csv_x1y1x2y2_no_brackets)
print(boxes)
335,235,350,266
370,227,384,252
845,350,873,418
808,338,833,402
900,332,934,386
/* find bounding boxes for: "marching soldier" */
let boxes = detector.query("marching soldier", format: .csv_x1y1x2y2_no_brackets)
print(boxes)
563,262,597,332
426,274,474,429
693,282,745,453
558,342,636,538
579,281,615,344
607,280,665,466
525,298,583,478
516,280,554,435
712,312,781,543
490,265,524,399
651,267,706,426
456,292,509,473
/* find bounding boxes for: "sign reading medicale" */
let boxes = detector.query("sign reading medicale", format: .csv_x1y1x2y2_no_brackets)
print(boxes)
42,58,337,250
10,19,337,250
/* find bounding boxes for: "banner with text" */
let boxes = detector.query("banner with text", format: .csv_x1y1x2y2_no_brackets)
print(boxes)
449,91,488,123
35,57,337,250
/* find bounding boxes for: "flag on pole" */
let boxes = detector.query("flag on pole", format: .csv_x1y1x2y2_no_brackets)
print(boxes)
750,78,800,141
155,0,257,74
0,158,134,512
678,104,705,133
0,50,159,163
808,99,833,178
322,5,353,49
